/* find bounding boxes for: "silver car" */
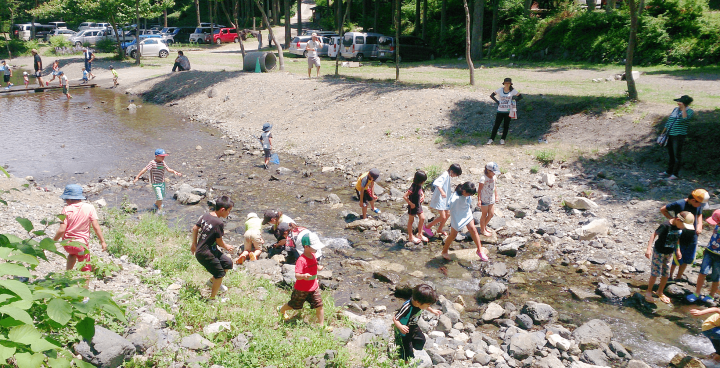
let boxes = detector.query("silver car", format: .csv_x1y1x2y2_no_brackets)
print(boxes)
45,29,76,42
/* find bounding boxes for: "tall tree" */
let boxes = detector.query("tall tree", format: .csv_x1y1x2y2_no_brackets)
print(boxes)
463,0,474,84
254,0,284,70
440,0,446,41
422,0,427,40
334,0,352,75
395,0,400,79
219,0,248,57
625,0,639,100
297,0,301,39
414,0,420,35
284,0,290,47
0,0,20,57
523,0,531,16
373,0,378,31
487,0,499,57
470,0,484,59
362,0,366,30
195,0,201,25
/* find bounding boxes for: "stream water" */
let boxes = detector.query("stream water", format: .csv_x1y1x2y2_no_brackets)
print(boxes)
1,78,717,368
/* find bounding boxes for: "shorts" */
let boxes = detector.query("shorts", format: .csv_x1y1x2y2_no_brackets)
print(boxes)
395,327,425,361
244,229,264,252
52,71,61,76
703,328,720,354
3,75,9,83
356,189,374,203
481,201,495,207
287,288,323,310
84,61,92,72
651,251,673,278
676,243,698,266
195,246,233,279
263,148,272,158
63,242,92,271
307,56,321,68
62,86,68,94
152,183,166,201
34,71,42,78
700,251,720,282
408,204,423,216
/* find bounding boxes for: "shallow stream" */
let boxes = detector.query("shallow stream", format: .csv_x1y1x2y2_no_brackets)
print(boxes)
1,80,717,368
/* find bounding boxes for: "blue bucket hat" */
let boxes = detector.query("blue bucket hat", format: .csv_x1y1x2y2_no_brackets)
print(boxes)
60,184,86,200
262,123,272,132
485,162,501,175
155,148,168,156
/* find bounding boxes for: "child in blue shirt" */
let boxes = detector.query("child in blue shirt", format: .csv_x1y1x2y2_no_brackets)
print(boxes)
441,182,489,262
688,210,720,304
424,164,462,238
81,67,89,84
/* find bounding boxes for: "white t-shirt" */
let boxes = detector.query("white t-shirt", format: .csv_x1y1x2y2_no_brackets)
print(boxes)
495,88,519,112
478,174,496,205
306,39,322,58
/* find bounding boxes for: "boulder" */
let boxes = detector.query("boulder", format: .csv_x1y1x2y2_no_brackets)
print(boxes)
436,315,453,333
231,334,249,352
74,326,136,368
542,173,556,187
379,229,403,243
564,197,598,210
373,270,400,284
596,282,632,300
536,356,565,368
476,281,507,302
582,349,609,366
626,360,652,368
203,321,231,335
180,334,214,351
486,262,508,277
414,349,433,368
244,259,282,283
326,194,341,204
508,332,537,360
547,333,571,351
669,353,706,368
579,219,609,240
345,218,385,230
515,314,533,330
537,197,553,211
365,318,391,337
498,240,523,257
482,302,505,322
521,301,557,325
573,319,613,350
333,327,354,343
519,259,540,272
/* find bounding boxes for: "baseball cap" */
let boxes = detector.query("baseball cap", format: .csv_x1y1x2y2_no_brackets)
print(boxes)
677,211,695,230
277,222,291,234
692,189,709,203
154,148,168,156
673,95,693,105
23,72,28,76
486,162,500,175
262,209,278,225
311,32,317,37
368,168,380,180
60,184,86,200
247,212,258,219
707,210,720,226
262,123,272,131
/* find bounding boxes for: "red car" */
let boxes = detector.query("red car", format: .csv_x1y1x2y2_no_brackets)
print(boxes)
206,28,239,44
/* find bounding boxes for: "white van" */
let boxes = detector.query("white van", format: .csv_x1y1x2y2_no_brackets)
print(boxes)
327,36,342,59
339,32,383,61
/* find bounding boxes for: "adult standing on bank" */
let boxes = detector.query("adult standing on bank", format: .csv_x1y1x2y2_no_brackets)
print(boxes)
306,33,323,79
487,78,522,145
659,95,694,180
83,47,96,80
31,49,45,88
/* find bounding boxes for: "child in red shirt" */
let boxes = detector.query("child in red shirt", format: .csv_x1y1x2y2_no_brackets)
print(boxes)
278,232,326,324
53,184,107,271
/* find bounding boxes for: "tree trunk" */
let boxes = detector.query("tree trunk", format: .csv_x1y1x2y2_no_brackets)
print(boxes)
638,0,645,14
255,0,284,70
463,0,475,85
441,0,446,41
414,0,420,35
625,0,639,100
335,0,352,75
471,0,484,59
7,8,14,58
362,0,367,30
109,15,124,58
135,0,141,64
336,0,341,31
606,0,616,12
374,0,378,31
274,0,280,25
487,0,499,58
210,0,215,35
163,9,168,27
297,0,302,39
395,0,400,80
284,0,291,47
588,0,595,11
524,0,531,16
422,0,427,40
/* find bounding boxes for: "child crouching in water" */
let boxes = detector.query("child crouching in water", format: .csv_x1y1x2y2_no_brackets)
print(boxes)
393,284,442,361
690,307,720,363
404,170,427,244
441,182,489,261
191,196,235,302
237,212,263,264
424,164,462,238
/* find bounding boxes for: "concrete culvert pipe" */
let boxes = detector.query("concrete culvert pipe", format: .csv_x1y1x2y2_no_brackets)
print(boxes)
243,52,277,72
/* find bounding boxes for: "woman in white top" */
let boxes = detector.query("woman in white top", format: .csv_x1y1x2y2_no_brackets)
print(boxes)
487,77,522,145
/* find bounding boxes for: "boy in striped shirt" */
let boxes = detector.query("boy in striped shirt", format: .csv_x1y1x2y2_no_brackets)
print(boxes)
133,148,182,213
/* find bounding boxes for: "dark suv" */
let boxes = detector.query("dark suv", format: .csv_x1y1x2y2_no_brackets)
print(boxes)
378,36,436,62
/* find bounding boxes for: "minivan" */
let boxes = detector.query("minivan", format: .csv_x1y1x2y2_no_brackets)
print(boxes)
327,36,342,59
78,22,97,31
48,21,68,30
12,24,53,40
340,32,383,61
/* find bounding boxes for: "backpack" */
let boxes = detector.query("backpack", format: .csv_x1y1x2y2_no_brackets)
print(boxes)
654,224,680,254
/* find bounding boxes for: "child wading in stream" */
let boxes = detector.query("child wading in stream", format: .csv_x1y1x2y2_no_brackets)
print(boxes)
403,170,427,244
441,182,489,262
477,162,500,237
424,164,462,238
191,196,235,302
644,211,695,303
690,306,720,363
133,148,182,213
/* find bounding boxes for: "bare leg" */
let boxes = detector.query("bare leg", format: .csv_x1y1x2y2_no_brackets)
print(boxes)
466,221,484,254
315,306,324,325
696,273,707,296
369,198,377,212
407,216,418,243
436,211,450,235
308,67,312,78
669,263,677,279
361,202,368,219
316,66,320,77
279,304,292,320
711,281,719,298
441,228,458,260
676,264,688,279
155,200,163,210
66,254,78,270
657,276,671,303
416,213,426,242
645,276,657,302
210,277,223,299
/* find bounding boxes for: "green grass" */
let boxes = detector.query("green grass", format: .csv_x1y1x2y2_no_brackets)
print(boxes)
103,211,355,367
423,164,442,190
530,165,540,174
535,149,557,166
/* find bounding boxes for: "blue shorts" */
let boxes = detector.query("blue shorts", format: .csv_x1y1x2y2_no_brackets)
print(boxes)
703,327,720,340
674,243,698,266
701,251,720,282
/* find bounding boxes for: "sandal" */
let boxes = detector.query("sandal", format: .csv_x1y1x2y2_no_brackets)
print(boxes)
411,238,422,245
235,255,246,265
700,295,714,304
658,294,671,304
477,250,489,262
423,226,434,238
420,235,429,242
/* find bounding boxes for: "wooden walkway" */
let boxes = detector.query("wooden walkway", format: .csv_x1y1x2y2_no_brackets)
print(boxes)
0,83,97,94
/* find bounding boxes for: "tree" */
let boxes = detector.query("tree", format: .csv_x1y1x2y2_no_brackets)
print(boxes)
334,0,351,76
414,0,420,35
524,0,531,16
463,0,474,85
297,0,301,39
625,0,639,100
422,0,427,40
284,0,290,48
470,0,484,59
395,0,400,79
195,0,201,26
254,0,284,70
440,0,446,40
487,0,499,57
0,0,21,58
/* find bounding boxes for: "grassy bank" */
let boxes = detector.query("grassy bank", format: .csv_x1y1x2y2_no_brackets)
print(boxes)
103,210,354,368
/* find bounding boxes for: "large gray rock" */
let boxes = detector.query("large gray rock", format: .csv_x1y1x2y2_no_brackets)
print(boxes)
231,334,249,351
244,259,282,283
626,360,651,368
564,197,598,210
521,301,557,325
536,356,565,368
180,333,215,350
333,327,354,343
124,322,178,354
173,183,206,205
508,332,537,360
379,229,403,243
579,219,609,240
596,282,632,300
373,270,400,284
476,281,507,302
582,349,609,366
498,241,522,257
365,318,391,337
482,302,505,322
486,262,508,277
436,315,453,333
413,349,433,368
515,314,534,330
573,319,613,350
537,197,553,211
75,326,136,368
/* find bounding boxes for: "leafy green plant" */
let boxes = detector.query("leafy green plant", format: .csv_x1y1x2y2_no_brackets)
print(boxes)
423,164,442,190
530,165,539,174
49,35,72,50
95,38,117,53
433,137,443,144
0,217,126,367
535,149,556,165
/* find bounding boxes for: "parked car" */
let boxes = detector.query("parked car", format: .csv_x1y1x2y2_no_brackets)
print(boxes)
317,36,336,57
45,29,76,41
327,36,342,59
69,28,126,47
340,32,382,61
48,21,68,30
289,35,312,57
78,22,97,31
190,27,211,43
95,23,112,29
126,38,170,58
12,24,54,40
378,35,435,62
121,34,162,49
302,29,337,37
166,27,194,44
208,27,239,44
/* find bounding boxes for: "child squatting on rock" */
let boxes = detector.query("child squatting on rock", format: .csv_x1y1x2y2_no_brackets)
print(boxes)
644,211,695,303
53,184,107,272
424,164,462,238
393,284,442,361
191,196,235,302
690,306,720,363
355,168,381,219
404,170,427,244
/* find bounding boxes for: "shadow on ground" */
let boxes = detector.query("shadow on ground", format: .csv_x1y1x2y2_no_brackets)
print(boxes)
141,70,245,104
643,66,720,81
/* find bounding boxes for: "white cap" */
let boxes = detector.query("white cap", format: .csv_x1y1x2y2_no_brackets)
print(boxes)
247,212,258,219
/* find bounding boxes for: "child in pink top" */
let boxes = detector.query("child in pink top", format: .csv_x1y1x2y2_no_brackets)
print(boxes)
53,184,107,271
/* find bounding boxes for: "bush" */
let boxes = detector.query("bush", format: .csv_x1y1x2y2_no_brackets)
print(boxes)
48,35,72,50
0,39,41,58
95,38,117,53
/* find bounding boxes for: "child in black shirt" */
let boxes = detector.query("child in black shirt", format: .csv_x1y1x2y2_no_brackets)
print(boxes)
404,171,427,244
191,196,235,302
393,284,442,361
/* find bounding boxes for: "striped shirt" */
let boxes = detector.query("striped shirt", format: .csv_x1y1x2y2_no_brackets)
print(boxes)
665,107,694,136
144,160,169,184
